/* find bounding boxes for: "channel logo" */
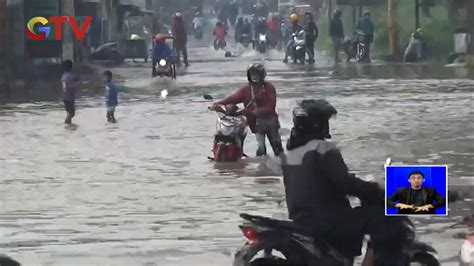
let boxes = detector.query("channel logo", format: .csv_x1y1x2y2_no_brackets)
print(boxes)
26,16,92,41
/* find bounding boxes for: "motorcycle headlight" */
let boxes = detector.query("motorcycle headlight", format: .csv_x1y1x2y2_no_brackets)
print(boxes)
159,59,167,67
259,35,266,41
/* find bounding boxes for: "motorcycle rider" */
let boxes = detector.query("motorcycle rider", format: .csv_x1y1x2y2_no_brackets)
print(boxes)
171,12,190,67
267,14,280,48
282,99,414,265
242,18,253,37
212,64,284,157
356,10,374,62
152,34,175,61
253,16,268,49
192,12,204,39
213,21,228,50
304,12,318,64
283,13,303,63
235,17,244,42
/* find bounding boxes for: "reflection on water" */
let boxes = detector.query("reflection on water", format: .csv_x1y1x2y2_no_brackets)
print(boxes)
0,50,473,265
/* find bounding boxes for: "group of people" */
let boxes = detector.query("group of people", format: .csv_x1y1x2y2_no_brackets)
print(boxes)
61,60,118,125
330,9,375,63
209,62,429,264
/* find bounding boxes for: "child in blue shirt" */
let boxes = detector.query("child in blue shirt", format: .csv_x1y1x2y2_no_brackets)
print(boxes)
103,70,118,123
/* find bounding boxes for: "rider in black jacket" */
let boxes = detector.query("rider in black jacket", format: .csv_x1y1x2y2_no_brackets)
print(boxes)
282,99,414,265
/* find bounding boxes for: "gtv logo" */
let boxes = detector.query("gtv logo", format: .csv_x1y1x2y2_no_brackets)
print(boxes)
26,16,92,41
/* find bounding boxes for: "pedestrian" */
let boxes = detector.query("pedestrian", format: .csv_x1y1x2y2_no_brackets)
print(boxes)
356,10,374,62
304,12,318,64
329,9,344,64
211,64,284,157
61,60,80,124
103,70,118,123
171,12,190,67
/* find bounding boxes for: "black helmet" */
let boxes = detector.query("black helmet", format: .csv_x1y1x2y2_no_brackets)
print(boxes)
292,99,337,139
333,9,342,17
247,63,266,84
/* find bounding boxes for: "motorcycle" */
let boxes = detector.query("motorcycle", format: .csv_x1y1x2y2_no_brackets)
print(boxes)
88,42,125,64
289,30,306,64
233,158,440,266
343,31,369,63
239,33,253,48
214,38,227,51
152,57,177,80
256,33,268,54
210,104,248,162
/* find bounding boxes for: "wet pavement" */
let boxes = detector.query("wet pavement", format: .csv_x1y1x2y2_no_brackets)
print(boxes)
0,42,473,265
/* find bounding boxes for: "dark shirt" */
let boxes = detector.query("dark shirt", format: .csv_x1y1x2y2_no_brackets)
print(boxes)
330,17,344,39
105,83,118,107
305,21,318,40
387,186,446,214
410,188,424,207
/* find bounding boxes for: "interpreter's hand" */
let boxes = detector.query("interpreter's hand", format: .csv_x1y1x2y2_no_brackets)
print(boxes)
395,203,415,210
209,103,218,111
414,204,433,213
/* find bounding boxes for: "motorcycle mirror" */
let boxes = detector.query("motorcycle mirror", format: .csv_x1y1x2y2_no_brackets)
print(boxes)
203,94,213,100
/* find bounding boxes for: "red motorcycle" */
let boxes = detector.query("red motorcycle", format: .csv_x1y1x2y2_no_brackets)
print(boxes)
210,104,248,162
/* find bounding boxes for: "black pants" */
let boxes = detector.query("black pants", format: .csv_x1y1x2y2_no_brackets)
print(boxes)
175,43,189,66
255,117,284,156
63,100,75,124
106,106,116,123
306,38,315,62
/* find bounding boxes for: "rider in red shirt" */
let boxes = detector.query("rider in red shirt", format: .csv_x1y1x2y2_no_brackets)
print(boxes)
212,64,283,157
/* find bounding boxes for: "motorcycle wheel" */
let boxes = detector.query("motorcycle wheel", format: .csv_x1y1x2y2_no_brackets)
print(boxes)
251,258,289,266
409,253,439,266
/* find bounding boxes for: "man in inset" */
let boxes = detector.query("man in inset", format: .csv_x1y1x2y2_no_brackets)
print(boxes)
387,170,446,215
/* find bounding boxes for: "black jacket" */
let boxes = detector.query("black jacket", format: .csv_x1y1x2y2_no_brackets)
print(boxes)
387,187,446,214
330,17,344,39
282,140,382,227
305,21,318,40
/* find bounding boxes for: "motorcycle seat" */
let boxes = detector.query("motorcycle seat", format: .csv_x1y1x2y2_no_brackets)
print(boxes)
240,213,308,233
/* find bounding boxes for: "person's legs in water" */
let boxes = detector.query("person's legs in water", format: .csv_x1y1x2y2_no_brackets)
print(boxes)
64,101,75,124
266,123,283,156
182,44,190,66
333,38,341,63
176,46,182,66
256,133,267,156
283,39,294,63
364,42,371,62
107,106,116,123
306,38,315,63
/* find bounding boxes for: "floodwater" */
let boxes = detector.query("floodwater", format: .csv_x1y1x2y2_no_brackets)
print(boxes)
0,43,473,265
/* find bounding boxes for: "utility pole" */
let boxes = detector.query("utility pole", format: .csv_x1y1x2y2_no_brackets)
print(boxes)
388,0,399,57
327,0,332,33
415,0,420,30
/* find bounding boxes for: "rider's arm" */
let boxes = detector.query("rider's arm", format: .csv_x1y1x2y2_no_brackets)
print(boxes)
431,189,446,209
253,83,276,116
215,86,244,106
322,148,383,204
387,189,401,208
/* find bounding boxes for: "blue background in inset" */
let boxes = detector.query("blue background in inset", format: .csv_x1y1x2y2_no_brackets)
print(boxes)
386,166,447,215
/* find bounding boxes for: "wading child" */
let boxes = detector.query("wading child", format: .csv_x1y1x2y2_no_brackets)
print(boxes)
61,60,80,124
103,70,118,123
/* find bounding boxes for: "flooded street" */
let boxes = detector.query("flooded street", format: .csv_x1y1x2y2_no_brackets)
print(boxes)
0,44,473,265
